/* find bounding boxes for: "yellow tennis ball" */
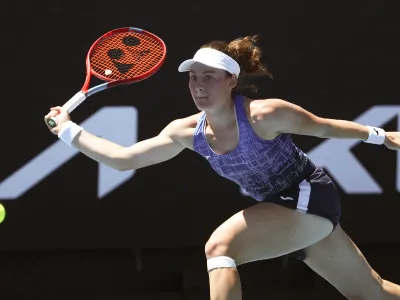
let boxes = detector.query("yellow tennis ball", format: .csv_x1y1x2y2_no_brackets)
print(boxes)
0,203,5,224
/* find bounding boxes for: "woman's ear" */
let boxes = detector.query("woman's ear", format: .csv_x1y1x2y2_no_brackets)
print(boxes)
228,74,238,89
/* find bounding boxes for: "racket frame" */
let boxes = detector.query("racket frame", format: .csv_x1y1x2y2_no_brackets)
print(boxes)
47,27,166,127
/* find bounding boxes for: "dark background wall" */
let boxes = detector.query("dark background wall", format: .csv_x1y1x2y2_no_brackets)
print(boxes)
1,1,400,299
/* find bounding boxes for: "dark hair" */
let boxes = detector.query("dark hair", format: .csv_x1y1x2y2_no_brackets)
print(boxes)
201,35,273,96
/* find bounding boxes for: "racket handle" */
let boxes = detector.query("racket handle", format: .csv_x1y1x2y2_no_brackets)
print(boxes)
46,91,87,128
46,117,58,128
62,91,87,113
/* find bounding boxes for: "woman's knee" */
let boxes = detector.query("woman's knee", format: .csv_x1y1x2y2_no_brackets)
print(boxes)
205,234,238,272
205,235,232,259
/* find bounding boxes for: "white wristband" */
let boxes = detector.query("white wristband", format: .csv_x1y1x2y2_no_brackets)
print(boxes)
364,126,386,145
58,121,83,146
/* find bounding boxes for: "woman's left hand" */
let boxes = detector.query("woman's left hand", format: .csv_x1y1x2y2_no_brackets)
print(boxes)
384,132,400,150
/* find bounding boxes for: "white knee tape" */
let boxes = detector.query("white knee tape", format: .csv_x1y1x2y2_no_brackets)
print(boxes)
207,256,236,272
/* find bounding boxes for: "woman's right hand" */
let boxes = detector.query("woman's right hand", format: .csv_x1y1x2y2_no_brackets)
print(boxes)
44,106,71,135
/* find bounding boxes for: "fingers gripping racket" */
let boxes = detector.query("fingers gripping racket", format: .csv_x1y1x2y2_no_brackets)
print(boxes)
47,27,167,127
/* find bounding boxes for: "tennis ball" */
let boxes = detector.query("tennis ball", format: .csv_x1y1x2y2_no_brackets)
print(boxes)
0,203,5,224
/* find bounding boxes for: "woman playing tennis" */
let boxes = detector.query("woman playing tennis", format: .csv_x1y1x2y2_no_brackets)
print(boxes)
45,35,400,299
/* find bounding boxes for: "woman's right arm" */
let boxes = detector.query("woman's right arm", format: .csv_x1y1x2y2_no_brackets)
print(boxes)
72,120,186,170
44,107,187,171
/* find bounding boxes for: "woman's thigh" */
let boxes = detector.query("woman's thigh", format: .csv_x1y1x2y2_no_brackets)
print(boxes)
205,202,333,265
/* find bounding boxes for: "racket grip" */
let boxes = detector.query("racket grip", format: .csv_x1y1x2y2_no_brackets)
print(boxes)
46,92,87,128
46,117,58,128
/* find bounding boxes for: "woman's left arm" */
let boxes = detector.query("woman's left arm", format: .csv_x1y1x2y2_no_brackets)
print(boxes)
264,99,400,150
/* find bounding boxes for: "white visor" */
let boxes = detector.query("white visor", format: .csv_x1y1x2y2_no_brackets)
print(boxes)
178,48,240,76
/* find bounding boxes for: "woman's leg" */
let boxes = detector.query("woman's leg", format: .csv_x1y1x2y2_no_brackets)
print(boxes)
205,202,333,300
304,224,400,300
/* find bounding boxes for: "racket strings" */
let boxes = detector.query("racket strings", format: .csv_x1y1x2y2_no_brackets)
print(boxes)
90,32,164,80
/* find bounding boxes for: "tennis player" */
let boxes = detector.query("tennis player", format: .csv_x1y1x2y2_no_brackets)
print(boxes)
45,35,400,299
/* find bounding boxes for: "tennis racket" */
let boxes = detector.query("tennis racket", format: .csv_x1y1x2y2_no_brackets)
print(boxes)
46,27,167,127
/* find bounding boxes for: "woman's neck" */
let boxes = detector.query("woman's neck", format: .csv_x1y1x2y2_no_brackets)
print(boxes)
204,98,236,131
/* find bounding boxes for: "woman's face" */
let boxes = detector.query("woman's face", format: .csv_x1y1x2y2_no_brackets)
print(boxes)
188,62,237,111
